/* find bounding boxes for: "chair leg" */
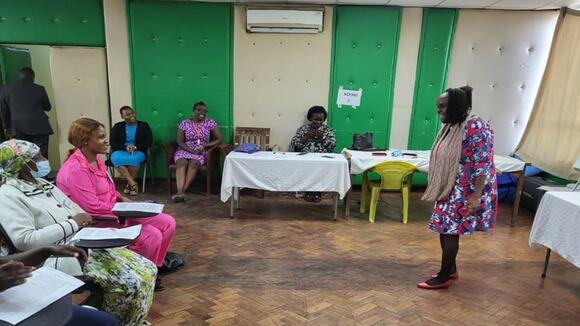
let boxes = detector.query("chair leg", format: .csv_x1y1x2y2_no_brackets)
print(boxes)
402,185,410,224
206,170,211,196
168,172,174,195
142,165,147,193
360,172,369,214
369,187,381,223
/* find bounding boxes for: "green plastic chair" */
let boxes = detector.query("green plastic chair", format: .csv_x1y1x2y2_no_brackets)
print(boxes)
360,161,417,223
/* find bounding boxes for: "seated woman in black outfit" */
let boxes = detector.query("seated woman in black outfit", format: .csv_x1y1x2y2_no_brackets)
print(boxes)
109,106,153,195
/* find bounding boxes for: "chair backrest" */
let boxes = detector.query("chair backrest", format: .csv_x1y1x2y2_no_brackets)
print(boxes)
234,127,271,151
369,161,418,190
161,141,178,166
0,223,17,255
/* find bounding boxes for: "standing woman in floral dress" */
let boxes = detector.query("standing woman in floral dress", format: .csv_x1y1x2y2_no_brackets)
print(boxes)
418,86,498,290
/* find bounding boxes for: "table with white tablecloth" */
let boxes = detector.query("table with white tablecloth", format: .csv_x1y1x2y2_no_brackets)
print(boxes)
342,149,527,225
530,191,580,277
221,152,351,218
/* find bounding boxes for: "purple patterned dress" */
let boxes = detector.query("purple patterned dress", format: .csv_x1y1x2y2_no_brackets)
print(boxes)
428,116,498,235
174,118,218,166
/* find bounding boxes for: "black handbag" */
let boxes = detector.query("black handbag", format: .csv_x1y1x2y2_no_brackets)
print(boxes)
350,132,374,150
160,251,185,273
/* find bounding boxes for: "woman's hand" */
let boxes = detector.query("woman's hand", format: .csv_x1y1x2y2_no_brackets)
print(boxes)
193,146,204,154
126,145,136,154
465,195,481,214
47,245,88,266
0,261,33,292
73,213,93,228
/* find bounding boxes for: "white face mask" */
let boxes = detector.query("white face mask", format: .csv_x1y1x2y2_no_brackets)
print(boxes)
30,160,51,178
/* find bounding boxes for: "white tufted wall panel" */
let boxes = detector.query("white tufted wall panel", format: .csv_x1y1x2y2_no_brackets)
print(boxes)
50,47,110,164
447,9,558,155
390,8,422,150
103,0,133,124
233,5,333,151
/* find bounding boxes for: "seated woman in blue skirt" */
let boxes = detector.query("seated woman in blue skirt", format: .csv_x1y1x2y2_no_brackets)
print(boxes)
109,106,153,195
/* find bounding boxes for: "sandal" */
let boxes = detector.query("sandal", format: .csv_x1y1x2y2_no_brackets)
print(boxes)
123,183,131,195
129,183,138,196
172,194,186,203
304,193,314,202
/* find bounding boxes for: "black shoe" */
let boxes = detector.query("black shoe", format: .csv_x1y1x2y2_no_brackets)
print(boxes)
154,276,165,292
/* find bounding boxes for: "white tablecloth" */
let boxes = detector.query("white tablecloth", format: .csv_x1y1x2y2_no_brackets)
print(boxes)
220,152,351,202
529,191,580,269
342,149,526,175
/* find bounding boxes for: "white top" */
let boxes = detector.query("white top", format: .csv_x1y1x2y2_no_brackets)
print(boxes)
342,149,526,175
221,152,351,202
529,191,580,269
0,178,84,275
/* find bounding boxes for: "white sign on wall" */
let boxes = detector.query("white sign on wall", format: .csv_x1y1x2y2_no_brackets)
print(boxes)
337,86,363,109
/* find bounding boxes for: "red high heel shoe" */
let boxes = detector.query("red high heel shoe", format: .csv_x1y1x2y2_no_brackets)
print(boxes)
430,271,459,279
417,279,452,290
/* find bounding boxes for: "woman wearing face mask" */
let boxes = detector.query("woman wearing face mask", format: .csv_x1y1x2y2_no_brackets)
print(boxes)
56,118,176,291
418,86,497,290
0,139,157,325
290,106,336,202
172,101,222,203
109,106,153,196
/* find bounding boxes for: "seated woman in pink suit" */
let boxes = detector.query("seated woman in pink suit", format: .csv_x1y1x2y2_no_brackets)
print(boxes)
56,117,176,290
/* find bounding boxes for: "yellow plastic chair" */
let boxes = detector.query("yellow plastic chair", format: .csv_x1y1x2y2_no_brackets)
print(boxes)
360,162,417,223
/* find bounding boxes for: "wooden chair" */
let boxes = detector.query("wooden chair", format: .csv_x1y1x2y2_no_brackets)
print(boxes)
162,141,230,196
233,127,271,151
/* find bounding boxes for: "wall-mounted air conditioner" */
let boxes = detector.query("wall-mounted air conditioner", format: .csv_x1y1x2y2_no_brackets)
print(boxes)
246,7,324,34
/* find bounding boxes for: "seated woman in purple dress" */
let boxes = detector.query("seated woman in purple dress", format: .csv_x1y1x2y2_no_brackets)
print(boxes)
172,102,222,202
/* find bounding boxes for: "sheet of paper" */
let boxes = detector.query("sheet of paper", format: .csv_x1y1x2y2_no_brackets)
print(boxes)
537,186,571,192
71,224,142,241
337,87,362,108
0,267,83,324
112,202,164,214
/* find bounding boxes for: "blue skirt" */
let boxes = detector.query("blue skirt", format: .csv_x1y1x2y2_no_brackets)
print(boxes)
110,150,145,167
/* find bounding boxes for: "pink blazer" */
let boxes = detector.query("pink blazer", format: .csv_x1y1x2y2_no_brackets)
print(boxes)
56,149,120,218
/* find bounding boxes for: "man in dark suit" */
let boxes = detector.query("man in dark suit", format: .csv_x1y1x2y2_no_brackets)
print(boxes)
0,67,53,158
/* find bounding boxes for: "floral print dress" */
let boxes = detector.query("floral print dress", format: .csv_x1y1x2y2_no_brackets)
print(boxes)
291,124,336,153
85,248,157,326
428,116,498,235
174,119,218,166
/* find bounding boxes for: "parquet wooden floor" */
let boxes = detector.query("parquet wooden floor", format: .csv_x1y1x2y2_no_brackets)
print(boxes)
134,186,580,325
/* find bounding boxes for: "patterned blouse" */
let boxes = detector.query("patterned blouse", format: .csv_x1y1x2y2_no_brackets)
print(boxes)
291,123,336,153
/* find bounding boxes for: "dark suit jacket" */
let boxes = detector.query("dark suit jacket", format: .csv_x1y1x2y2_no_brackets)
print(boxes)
0,80,53,136
110,121,153,159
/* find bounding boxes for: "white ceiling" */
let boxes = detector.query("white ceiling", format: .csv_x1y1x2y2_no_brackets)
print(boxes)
193,0,580,10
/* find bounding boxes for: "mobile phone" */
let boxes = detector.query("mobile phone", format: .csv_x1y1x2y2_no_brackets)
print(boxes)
402,153,418,158
372,152,387,156
298,152,308,155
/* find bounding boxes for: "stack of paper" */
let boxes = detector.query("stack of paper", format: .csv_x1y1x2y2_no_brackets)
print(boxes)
71,224,142,241
0,267,84,324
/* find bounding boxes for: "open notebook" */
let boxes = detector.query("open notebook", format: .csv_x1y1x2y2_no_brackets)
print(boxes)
112,202,164,217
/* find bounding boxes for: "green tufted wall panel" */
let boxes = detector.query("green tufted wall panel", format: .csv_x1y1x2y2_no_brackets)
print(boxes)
329,6,401,154
407,8,457,151
0,0,105,46
129,0,232,177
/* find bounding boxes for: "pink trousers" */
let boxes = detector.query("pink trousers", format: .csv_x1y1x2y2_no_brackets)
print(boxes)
94,213,176,267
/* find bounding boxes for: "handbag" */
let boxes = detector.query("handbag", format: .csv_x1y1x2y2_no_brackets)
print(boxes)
350,132,374,150
234,143,259,154
160,251,185,273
